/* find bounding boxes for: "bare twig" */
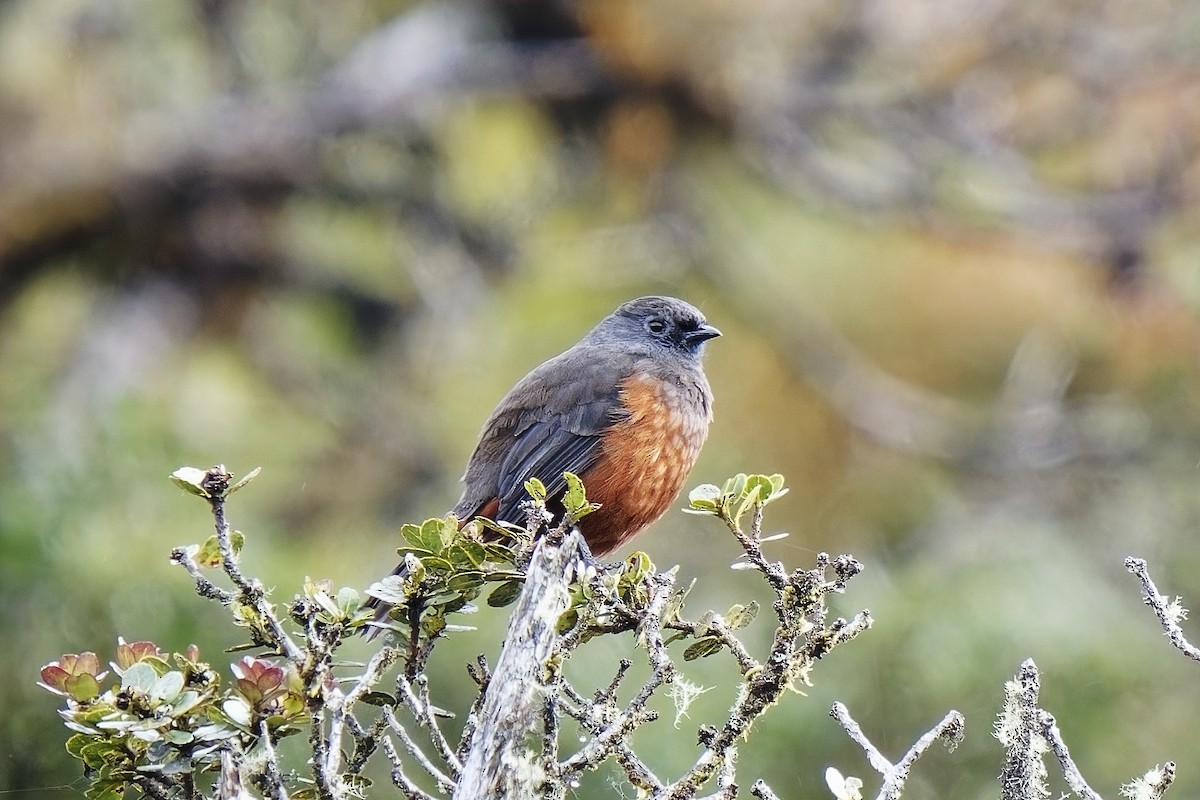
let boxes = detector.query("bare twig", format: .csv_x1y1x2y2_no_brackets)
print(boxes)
383,706,456,791
255,718,291,800
1125,557,1200,662
831,702,964,800
321,646,404,795
396,674,461,776
750,779,782,800
659,503,871,799
195,466,305,662
169,546,235,605
1124,762,1177,800
559,574,673,777
380,734,440,800
1038,711,1102,800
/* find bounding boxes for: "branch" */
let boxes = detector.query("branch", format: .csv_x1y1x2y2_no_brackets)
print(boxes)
321,645,403,796
996,658,1174,800
1037,711,1102,800
997,659,1049,800
557,573,674,782
1125,557,1200,662
830,703,964,800
452,528,586,799
396,673,461,777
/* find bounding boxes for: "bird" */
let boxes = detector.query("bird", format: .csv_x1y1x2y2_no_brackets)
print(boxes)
367,295,719,623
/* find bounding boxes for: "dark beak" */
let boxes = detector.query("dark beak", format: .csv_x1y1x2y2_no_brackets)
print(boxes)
684,324,722,345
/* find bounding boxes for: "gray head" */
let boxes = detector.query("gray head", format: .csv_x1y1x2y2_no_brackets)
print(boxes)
586,296,721,358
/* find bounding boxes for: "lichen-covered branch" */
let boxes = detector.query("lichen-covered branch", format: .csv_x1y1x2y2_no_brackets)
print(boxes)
45,467,877,799
830,703,964,800
995,658,1174,800
451,526,584,799
1125,557,1200,663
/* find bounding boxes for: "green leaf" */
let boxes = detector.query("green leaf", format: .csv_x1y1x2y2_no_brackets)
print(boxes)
725,601,759,630
170,691,205,717
195,535,223,568
422,615,447,638
169,467,210,498
419,556,454,574
733,482,763,525
122,662,157,694
226,466,261,496
524,477,547,503
743,474,774,503
402,518,457,553
63,673,101,702
65,733,91,760
487,580,523,608
687,483,721,513
446,571,486,594
562,472,599,523
336,587,361,612
85,778,124,800
724,473,748,500
360,691,396,706
79,740,128,770
556,607,579,634
163,729,195,745
150,671,185,703
448,541,488,568
683,637,724,661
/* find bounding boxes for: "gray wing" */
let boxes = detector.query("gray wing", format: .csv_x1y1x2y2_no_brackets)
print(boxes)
453,349,630,524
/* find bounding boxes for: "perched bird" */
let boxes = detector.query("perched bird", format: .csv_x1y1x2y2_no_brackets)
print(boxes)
368,295,719,620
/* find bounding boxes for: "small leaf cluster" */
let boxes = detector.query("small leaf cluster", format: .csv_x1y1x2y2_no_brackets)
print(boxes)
40,639,304,800
301,577,368,628
678,601,760,661
557,550,658,636
365,515,527,644
170,465,260,500
687,473,788,526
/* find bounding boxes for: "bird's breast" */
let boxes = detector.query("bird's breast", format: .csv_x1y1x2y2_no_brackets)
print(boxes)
579,370,712,554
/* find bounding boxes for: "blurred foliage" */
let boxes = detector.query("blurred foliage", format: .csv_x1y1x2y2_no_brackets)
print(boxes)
4,0,1200,797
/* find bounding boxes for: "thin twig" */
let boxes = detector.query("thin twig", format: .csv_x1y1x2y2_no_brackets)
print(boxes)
1125,557,1200,662
169,546,235,605
998,659,1048,800
558,574,675,779
396,674,461,776
1038,711,1103,800
322,645,404,794
383,706,456,791
830,702,894,777
831,703,963,800
255,718,291,800
380,733,441,800
750,779,781,800
894,710,964,777
201,470,303,662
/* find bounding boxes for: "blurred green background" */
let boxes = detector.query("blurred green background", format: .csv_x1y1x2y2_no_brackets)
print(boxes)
4,1,1200,797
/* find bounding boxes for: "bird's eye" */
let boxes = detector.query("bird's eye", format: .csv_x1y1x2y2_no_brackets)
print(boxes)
647,318,668,335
